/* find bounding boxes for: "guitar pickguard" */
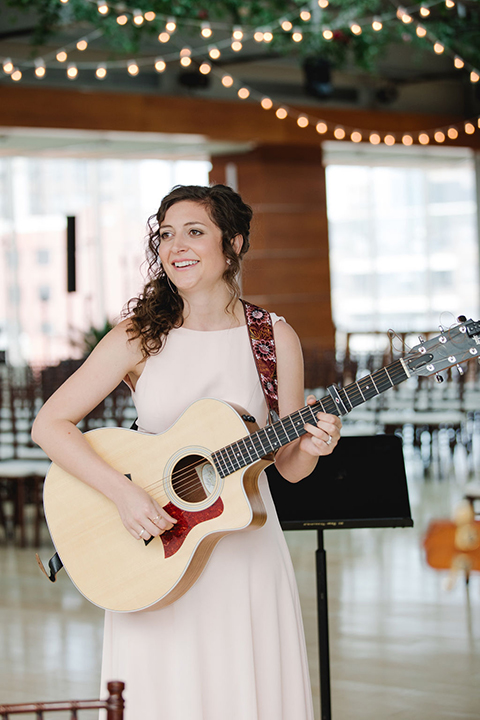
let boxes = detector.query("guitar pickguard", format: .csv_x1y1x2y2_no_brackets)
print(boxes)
160,498,224,558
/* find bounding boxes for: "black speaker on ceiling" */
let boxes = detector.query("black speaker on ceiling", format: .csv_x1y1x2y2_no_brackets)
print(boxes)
303,57,333,99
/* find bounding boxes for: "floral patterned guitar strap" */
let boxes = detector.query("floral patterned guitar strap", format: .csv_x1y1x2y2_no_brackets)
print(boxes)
242,300,280,424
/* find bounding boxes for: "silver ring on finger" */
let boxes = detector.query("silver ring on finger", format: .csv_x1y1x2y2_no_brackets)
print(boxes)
138,528,146,539
326,435,333,446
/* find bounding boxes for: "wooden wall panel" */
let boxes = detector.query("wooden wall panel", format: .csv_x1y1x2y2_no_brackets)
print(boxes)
211,144,335,385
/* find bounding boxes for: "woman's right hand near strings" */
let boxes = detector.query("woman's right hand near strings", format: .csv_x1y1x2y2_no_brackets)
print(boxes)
32,320,176,541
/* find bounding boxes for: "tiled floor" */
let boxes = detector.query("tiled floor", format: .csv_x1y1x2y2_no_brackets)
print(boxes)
1,428,479,719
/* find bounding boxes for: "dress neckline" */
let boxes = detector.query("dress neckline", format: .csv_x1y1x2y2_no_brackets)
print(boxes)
175,324,247,334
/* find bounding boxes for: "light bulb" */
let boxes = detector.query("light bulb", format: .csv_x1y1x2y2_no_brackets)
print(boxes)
166,19,176,32
420,6,430,16
34,59,46,78
263,31,273,42
199,62,211,75
67,63,78,79
434,131,446,142
316,122,328,134
180,57,191,67
77,38,88,51
384,134,395,145
231,41,242,52
416,25,427,37
145,12,156,21
158,32,170,43
201,23,212,38
292,30,303,42
434,43,444,54
127,61,139,75
117,14,128,25
261,97,273,109
334,127,345,139
418,133,430,145
11,68,22,81
402,134,413,145
3,59,14,74
238,87,250,99
232,26,243,40
97,1,109,15
96,64,107,79
154,59,166,73
465,123,475,134
318,0,329,7
454,56,464,69
297,116,309,128
133,10,144,25
254,31,264,42
351,131,362,143
209,46,221,59
372,18,383,31
369,133,381,145
300,11,311,21
276,108,288,119
470,71,480,83
56,50,67,62
221,75,233,87
447,127,458,139
350,23,362,35
281,20,292,31
322,29,333,40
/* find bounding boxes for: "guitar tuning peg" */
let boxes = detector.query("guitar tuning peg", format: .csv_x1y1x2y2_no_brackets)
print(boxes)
456,364,464,376
418,335,425,343
435,373,444,383
457,315,467,323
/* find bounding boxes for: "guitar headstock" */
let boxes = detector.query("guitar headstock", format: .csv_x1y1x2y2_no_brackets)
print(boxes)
404,317,480,378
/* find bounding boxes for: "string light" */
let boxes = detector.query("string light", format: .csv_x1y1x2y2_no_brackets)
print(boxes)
316,122,328,134
334,127,346,139
351,131,362,142
232,26,243,40
11,68,22,81
418,133,430,144
318,0,329,7
180,56,191,67
445,0,455,7
116,14,128,25
465,122,475,134
199,62,211,75
292,29,303,42
179,47,191,58
454,56,464,69
276,108,288,119
158,32,170,43
322,28,334,40
281,20,293,31
60,0,69,3
145,12,156,22
263,30,273,42
209,46,221,59
416,25,427,37
297,116,309,128
133,10,144,26
165,18,176,32
401,14,413,24
221,74,233,87
402,134,413,145
238,87,250,99
201,22,212,38
254,31,264,42
76,38,88,51
470,71,480,83
434,131,445,142
300,11,311,21
154,58,166,72
261,97,273,109
231,41,242,52
34,59,46,78
478,119,480,129
369,133,381,144
67,63,78,79
447,127,458,139
56,50,67,62
127,60,139,75
419,6,430,17
372,18,383,31
3,59,13,74
433,42,444,54
350,23,362,35
97,1,109,15
384,134,395,145
95,64,107,79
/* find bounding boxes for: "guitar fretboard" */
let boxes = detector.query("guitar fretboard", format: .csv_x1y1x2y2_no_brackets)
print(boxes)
212,358,409,478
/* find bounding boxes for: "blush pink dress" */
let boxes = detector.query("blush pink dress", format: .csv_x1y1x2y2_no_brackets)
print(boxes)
100,317,314,720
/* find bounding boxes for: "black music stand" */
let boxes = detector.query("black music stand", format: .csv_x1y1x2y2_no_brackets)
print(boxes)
266,434,413,720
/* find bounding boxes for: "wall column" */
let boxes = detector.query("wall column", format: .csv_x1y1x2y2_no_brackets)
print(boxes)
211,144,335,387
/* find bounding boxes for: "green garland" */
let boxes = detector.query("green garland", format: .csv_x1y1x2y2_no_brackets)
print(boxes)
4,0,480,71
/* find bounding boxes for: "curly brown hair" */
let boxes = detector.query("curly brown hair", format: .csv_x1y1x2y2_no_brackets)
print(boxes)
125,184,253,357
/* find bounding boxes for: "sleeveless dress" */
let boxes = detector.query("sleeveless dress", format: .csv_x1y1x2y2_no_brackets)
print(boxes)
100,317,314,720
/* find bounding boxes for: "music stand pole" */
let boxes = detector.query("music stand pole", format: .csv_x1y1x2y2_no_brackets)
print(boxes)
317,529,332,720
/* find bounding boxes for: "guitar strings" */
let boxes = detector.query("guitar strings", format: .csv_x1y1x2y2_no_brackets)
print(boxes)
136,359,411,506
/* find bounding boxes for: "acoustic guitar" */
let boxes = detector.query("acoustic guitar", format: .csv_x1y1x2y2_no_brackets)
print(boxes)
40,316,480,612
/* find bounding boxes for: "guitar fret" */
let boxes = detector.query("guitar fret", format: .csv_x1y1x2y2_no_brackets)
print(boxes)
283,414,301,439
342,387,354,411
384,367,394,387
358,375,379,401
256,429,272,455
274,420,289,445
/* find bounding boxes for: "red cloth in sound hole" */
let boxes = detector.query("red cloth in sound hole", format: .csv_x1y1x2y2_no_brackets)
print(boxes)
160,498,224,558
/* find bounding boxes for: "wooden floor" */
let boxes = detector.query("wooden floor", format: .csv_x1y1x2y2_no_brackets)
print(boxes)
1,433,479,719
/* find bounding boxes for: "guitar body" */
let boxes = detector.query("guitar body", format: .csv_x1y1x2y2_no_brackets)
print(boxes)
43,398,271,613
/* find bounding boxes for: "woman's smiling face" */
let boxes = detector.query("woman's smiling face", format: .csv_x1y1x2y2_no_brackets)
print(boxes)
158,200,228,294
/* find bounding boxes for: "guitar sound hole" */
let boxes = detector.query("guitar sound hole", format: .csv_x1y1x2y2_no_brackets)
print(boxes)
171,454,217,504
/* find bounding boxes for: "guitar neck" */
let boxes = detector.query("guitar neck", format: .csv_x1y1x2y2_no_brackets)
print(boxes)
212,358,409,478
